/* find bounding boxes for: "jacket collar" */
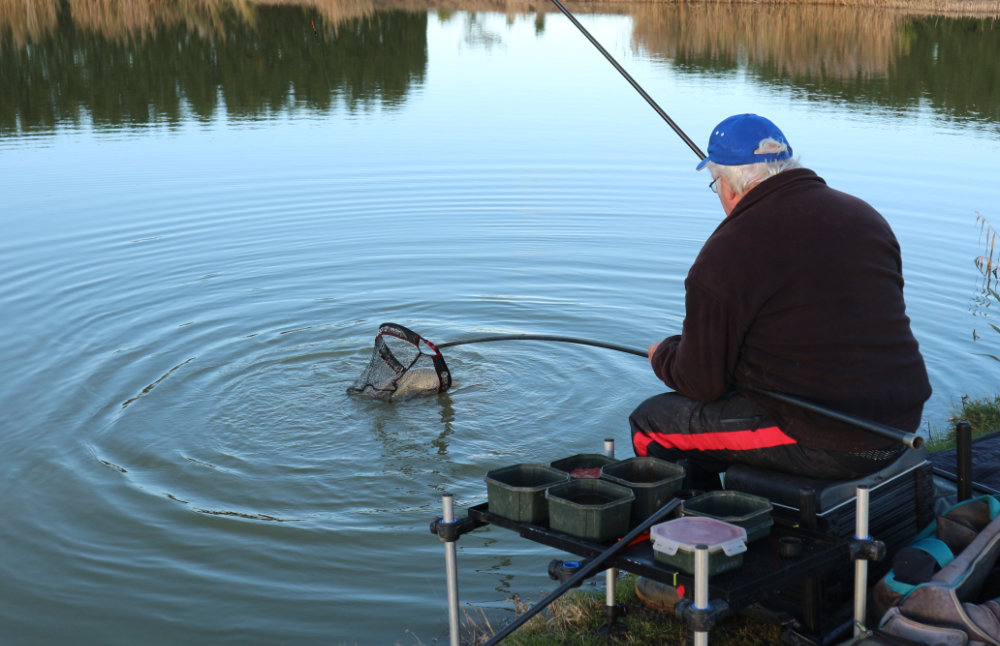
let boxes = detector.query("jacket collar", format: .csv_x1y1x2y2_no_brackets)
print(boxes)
727,168,825,220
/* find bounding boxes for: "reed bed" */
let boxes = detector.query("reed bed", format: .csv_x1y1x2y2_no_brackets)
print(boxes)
631,4,904,80
1,0,997,48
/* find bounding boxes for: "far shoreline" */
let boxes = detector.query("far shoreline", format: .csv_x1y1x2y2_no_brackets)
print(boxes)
431,0,1000,19
559,0,1000,18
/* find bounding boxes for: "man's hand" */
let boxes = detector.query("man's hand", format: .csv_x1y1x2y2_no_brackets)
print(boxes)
647,341,660,363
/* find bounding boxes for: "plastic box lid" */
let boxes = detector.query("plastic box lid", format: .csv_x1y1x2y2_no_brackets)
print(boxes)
650,516,748,557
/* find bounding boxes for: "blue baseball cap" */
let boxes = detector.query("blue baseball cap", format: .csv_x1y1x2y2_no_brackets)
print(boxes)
695,114,792,170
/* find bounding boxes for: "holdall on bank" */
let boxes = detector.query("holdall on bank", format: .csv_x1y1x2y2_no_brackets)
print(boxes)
870,495,1000,645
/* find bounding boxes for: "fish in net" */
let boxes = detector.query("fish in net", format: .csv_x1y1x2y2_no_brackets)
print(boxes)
347,323,451,401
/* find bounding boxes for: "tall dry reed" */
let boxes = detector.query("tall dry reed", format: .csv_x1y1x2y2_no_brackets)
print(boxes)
1,0,997,48
630,4,904,80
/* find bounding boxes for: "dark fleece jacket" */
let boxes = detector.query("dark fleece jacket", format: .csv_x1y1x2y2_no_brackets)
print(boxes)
650,168,931,452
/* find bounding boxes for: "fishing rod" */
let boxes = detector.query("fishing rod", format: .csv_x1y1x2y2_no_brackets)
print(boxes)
547,0,705,160
742,385,924,451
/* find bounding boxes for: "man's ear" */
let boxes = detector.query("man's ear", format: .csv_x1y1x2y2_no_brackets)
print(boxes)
719,177,742,216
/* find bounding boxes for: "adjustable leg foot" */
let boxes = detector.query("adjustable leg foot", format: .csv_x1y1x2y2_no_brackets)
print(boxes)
597,602,628,636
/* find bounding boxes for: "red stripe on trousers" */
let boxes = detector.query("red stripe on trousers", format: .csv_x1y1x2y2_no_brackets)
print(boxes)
633,431,656,456
637,426,797,453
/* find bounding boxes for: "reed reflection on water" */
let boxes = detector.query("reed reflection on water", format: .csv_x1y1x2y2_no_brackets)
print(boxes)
632,4,1000,128
631,4,904,80
2,0,999,132
1,3,428,129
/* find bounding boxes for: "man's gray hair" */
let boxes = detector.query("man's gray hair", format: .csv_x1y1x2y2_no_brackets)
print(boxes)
707,138,800,195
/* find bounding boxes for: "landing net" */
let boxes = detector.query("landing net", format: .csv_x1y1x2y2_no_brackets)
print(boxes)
347,323,451,401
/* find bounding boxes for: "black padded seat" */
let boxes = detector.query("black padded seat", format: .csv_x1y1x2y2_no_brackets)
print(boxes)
723,449,937,556
724,448,927,513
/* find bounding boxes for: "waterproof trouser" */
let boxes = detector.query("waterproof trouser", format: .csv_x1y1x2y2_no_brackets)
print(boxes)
629,390,904,489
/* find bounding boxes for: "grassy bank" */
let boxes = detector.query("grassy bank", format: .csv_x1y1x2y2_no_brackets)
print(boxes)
927,394,1000,451
462,573,785,645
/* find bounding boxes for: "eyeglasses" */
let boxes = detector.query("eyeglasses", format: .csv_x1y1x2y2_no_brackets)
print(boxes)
709,177,719,194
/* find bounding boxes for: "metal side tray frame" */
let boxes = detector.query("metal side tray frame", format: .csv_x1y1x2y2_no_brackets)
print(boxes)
462,501,850,642
468,503,846,603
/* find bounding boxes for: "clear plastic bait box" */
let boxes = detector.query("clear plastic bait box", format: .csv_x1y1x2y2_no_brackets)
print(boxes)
650,516,748,575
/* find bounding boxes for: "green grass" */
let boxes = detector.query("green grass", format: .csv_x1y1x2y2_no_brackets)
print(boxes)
926,394,1000,452
462,573,785,645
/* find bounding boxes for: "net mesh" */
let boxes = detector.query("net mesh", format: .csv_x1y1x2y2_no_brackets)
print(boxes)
347,323,451,401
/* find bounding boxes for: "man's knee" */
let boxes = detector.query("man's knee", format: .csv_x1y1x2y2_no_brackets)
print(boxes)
629,393,694,458
629,392,694,436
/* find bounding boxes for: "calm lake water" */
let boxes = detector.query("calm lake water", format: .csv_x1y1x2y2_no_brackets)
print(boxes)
2,1,999,644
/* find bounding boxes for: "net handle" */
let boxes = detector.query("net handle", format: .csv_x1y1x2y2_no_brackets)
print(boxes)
438,334,647,358
433,331,920,448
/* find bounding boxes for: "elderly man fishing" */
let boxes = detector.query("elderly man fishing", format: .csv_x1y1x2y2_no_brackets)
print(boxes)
630,113,931,491
630,113,932,611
